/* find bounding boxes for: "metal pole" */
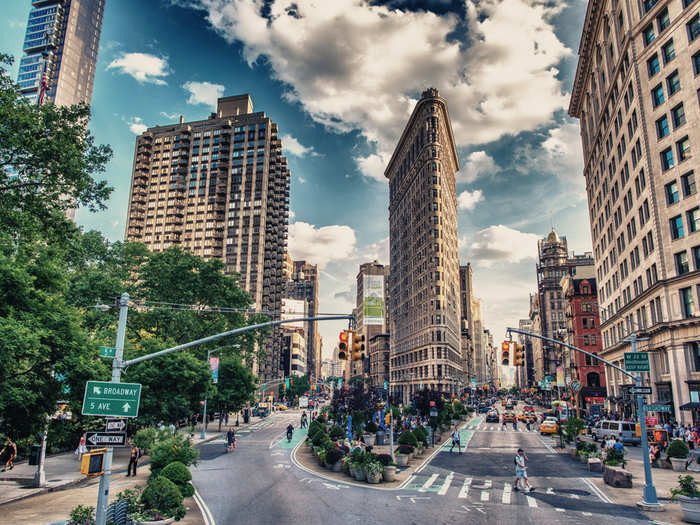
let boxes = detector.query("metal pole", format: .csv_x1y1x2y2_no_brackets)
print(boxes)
200,349,211,440
629,333,660,509
33,418,48,487
95,293,129,525
388,389,394,463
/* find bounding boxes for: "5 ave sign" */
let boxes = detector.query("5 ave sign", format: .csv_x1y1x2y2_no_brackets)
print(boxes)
82,381,142,418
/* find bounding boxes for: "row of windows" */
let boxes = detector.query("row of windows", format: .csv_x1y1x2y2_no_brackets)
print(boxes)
665,171,697,203
674,245,700,274
670,207,700,239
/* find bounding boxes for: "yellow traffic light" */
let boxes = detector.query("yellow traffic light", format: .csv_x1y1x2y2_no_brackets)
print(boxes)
338,330,349,360
350,332,365,361
81,448,106,477
501,341,510,365
513,343,525,366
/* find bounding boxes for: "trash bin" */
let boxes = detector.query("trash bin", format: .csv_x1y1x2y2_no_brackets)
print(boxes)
28,444,41,466
243,409,250,424
376,431,385,446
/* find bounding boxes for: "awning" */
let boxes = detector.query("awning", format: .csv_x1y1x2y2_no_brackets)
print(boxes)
679,402,700,410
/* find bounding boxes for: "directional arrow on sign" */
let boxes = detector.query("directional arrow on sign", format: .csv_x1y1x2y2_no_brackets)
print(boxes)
93,386,101,395
122,402,130,412
105,420,126,432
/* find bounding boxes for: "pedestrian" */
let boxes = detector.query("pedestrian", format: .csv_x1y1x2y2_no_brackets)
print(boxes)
126,443,139,477
450,426,462,454
75,433,87,461
526,418,531,432
0,438,17,472
513,448,532,492
501,416,507,431
225,413,229,426
512,416,518,431
226,428,236,452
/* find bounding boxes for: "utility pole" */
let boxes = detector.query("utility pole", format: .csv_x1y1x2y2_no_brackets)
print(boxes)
95,293,129,525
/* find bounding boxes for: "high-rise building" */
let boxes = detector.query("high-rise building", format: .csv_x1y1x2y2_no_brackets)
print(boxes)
368,333,390,389
286,260,320,379
354,261,390,379
535,229,594,382
472,298,485,383
17,0,105,107
459,264,475,382
281,331,306,377
517,318,535,388
124,94,290,380
528,293,545,385
569,0,700,423
386,88,463,403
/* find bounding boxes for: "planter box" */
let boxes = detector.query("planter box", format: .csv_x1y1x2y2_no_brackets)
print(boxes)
588,458,603,473
131,518,175,525
331,460,342,472
670,457,687,472
354,467,366,481
375,431,386,446
366,471,382,484
363,433,376,447
579,455,588,464
396,454,409,467
679,495,700,524
603,465,632,488
383,465,397,482
568,447,577,459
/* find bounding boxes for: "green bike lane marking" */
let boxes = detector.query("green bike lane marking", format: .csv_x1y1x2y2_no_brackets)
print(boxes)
276,427,308,448
440,415,484,451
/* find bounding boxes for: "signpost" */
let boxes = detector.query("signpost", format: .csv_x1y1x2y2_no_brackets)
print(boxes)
99,346,116,358
630,386,653,395
86,432,127,447
645,404,672,413
82,381,141,418
624,352,650,372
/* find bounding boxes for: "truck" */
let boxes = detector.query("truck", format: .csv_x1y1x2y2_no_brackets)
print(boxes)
255,402,270,418
298,396,309,410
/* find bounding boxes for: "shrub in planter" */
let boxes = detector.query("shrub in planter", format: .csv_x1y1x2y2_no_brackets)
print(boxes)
326,448,344,465
376,454,393,466
667,439,690,459
396,444,414,455
149,434,199,478
133,428,157,452
365,421,379,433
364,460,384,483
139,476,186,521
604,448,624,466
671,475,700,523
116,488,142,515
68,504,95,525
453,401,464,415
398,430,418,448
312,431,328,447
160,461,194,498
329,425,345,440
413,426,428,446
318,449,327,466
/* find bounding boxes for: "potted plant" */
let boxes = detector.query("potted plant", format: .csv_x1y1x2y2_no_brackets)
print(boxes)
364,422,378,446
667,440,690,472
671,475,700,523
341,457,351,474
398,430,418,458
395,444,413,467
351,461,365,481
317,448,327,467
376,454,396,481
364,460,384,484
326,448,344,473
130,476,186,524
68,505,95,525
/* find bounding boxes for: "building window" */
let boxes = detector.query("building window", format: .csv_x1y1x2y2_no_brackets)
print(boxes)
690,342,700,371
652,84,665,107
689,207,700,233
693,245,700,270
678,137,691,162
688,14,700,42
656,115,670,138
661,147,674,170
671,215,685,239
662,39,676,63
666,181,680,204
680,287,694,318
683,171,697,196
667,70,681,96
644,24,656,46
676,251,690,274
658,8,671,31
694,52,700,75
644,0,659,12
672,103,686,127
648,54,660,76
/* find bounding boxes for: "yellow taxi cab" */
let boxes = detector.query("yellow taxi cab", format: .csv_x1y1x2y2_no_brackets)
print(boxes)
503,411,516,423
539,417,559,435
276,403,288,411
518,412,537,422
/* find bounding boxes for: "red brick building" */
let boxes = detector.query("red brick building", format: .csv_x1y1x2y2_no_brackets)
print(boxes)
563,277,607,413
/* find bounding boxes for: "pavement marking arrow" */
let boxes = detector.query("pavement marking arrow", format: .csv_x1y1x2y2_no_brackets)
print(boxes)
322,483,340,490
409,497,430,503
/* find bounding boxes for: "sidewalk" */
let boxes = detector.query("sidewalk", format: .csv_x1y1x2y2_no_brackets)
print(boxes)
0,413,266,509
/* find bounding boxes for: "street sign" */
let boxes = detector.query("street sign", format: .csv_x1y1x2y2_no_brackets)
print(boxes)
570,381,582,393
85,431,127,447
624,352,650,372
645,404,672,413
105,419,126,432
82,381,142,418
99,346,116,358
384,380,388,390
646,417,658,426
629,386,653,395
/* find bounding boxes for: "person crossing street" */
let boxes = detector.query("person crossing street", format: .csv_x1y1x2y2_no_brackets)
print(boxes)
449,426,462,454
513,448,533,492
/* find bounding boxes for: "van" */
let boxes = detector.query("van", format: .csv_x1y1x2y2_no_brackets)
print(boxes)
591,420,641,445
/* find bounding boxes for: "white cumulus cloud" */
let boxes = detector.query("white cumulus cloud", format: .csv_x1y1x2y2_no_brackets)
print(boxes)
183,81,225,109
457,189,484,210
107,52,170,85
127,116,147,134
457,151,498,184
188,0,570,176
288,221,356,270
354,153,388,183
464,225,540,266
281,134,318,157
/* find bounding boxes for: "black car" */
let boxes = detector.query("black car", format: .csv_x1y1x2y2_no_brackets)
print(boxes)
486,410,499,423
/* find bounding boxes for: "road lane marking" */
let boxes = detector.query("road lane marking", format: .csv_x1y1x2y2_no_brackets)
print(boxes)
437,472,454,495
526,495,537,507
546,487,555,495
555,508,565,512
484,480,492,489
582,477,613,503
571,494,580,499
458,477,472,498
582,512,592,516
502,482,512,504
419,473,439,492
193,487,216,525
480,490,489,502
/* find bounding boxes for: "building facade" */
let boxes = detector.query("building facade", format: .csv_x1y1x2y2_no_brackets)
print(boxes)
124,94,290,380
569,0,700,423
286,260,320,379
517,318,536,388
386,88,464,403
459,264,475,382
369,333,391,389
281,331,306,377
472,298,486,383
353,261,390,379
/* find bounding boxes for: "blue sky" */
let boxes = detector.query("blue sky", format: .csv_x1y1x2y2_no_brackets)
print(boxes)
1,0,593,358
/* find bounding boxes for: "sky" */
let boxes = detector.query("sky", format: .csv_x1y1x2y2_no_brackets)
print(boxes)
1,0,594,360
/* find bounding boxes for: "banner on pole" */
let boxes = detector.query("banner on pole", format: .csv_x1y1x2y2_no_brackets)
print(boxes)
209,357,219,384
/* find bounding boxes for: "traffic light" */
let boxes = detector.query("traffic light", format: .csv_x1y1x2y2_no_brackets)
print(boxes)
350,332,365,361
338,331,349,360
81,448,105,476
501,341,511,365
513,343,525,366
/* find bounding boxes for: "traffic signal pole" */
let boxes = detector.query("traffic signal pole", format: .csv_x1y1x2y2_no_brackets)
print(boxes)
506,327,662,512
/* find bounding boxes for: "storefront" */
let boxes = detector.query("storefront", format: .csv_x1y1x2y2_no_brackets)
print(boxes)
683,382,700,425
655,382,675,424
580,386,606,414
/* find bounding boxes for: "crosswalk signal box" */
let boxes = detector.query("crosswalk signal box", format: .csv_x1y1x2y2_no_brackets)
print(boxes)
81,448,106,476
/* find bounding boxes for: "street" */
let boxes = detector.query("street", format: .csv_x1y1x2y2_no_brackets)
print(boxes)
192,407,654,525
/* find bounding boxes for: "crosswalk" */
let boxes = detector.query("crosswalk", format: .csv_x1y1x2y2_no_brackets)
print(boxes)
463,422,542,432
402,472,598,511
237,420,276,433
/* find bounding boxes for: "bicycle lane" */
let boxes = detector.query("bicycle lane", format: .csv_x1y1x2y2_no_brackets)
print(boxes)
440,415,484,452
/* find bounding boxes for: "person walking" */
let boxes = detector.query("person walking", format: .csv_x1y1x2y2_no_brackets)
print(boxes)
512,416,518,431
1,438,17,472
126,443,139,477
450,426,462,454
501,415,507,431
227,428,236,452
75,433,87,461
513,449,532,492
525,418,531,432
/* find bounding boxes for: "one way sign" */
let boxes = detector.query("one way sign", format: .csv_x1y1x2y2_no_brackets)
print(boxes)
86,432,127,447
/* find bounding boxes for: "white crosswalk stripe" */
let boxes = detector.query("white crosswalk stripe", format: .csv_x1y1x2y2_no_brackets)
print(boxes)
480,490,489,502
458,477,472,499
526,495,537,508
419,473,439,492
438,472,453,495
502,482,512,504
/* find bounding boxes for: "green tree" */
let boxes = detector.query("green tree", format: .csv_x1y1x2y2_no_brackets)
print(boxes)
210,354,257,415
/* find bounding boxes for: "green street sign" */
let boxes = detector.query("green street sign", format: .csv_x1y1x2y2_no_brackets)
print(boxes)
99,346,116,358
645,404,672,413
624,352,650,372
82,381,141,418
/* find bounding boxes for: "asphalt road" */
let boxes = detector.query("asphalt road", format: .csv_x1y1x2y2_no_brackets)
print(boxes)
192,406,656,525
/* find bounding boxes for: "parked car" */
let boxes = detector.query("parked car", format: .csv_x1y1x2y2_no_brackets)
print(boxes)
591,420,641,445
